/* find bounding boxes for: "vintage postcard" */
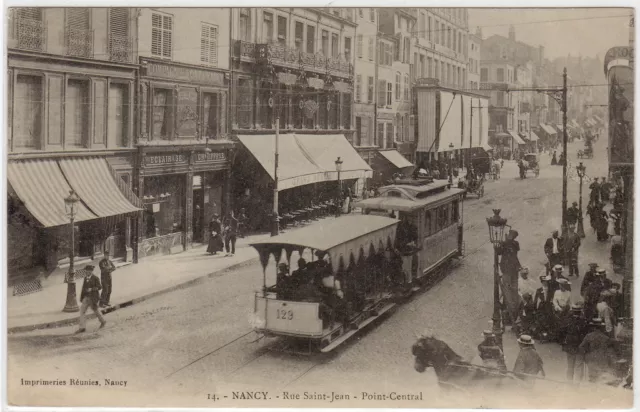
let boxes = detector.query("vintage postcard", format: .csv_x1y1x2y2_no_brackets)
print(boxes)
4,4,635,409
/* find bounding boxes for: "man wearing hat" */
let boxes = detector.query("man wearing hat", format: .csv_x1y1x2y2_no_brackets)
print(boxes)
533,276,555,341
477,330,507,371
581,263,599,296
562,302,588,381
76,265,106,333
513,335,545,382
567,201,580,229
578,319,616,383
564,226,581,278
583,268,610,321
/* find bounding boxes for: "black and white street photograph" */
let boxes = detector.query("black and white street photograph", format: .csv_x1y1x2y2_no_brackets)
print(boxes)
4,4,635,409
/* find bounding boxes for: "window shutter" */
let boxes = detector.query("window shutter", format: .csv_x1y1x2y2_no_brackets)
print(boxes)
209,25,218,65
162,15,172,58
151,14,162,56
200,25,208,62
66,8,90,29
377,80,385,106
18,7,42,20
109,8,129,37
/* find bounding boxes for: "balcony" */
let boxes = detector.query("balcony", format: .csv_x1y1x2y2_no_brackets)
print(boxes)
65,27,94,58
234,40,352,77
12,16,47,52
108,33,132,63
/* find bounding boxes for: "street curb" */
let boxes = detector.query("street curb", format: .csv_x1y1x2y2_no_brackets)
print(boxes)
8,256,260,334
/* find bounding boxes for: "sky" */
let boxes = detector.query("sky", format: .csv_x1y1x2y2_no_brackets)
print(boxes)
468,8,632,60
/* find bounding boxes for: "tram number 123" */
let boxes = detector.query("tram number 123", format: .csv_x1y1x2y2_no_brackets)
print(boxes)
276,309,294,320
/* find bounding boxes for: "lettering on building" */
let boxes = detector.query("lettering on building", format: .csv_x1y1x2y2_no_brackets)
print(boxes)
144,61,224,86
195,152,227,162
144,154,188,166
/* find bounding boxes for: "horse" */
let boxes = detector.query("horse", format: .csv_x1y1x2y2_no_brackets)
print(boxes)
411,335,525,392
490,161,501,180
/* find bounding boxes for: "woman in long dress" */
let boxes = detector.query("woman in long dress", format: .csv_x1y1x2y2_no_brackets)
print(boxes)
500,230,522,325
596,205,609,242
207,215,224,255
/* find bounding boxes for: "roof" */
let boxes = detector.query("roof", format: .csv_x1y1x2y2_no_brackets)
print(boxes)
353,187,465,212
250,215,399,273
378,150,414,169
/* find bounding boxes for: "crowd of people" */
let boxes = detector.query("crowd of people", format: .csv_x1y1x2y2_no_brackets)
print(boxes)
206,209,248,257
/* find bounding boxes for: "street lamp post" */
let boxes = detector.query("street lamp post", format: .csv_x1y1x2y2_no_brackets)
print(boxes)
448,143,454,184
271,117,280,237
486,209,509,349
576,162,586,238
63,190,80,313
335,157,343,217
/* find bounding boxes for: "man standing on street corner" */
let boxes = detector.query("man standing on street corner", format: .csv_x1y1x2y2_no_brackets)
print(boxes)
544,230,563,269
99,251,116,307
76,265,106,333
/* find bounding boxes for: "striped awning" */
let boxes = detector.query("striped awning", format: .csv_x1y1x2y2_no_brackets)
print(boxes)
529,131,540,142
58,157,142,218
8,157,142,228
509,130,526,145
8,159,96,227
556,124,564,132
540,124,556,135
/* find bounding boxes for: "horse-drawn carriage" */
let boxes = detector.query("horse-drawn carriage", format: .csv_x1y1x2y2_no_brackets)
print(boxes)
519,153,540,178
577,147,593,159
458,175,485,198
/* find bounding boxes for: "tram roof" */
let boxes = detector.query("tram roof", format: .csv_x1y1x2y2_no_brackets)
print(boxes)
250,215,399,273
353,187,465,212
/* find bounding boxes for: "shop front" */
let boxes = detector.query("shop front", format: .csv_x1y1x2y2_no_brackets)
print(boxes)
136,147,232,258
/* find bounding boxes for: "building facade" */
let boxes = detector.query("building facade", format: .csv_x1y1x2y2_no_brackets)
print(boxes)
7,7,142,280
134,8,233,257
468,27,481,89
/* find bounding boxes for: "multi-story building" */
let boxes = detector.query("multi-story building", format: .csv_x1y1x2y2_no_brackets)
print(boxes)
353,7,377,149
134,8,233,257
7,7,143,279
228,8,372,231
468,27,482,89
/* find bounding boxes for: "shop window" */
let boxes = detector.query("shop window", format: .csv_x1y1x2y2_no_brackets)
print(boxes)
239,8,251,42
306,25,315,53
108,83,129,147
277,16,287,45
263,12,273,43
143,175,185,239
203,92,220,138
344,37,351,61
66,79,89,148
151,12,172,59
13,74,42,150
200,23,218,66
152,88,173,140
294,21,304,51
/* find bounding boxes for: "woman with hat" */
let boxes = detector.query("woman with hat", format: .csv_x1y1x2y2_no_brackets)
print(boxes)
578,318,616,383
533,275,555,341
207,214,224,255
562,302,588,382
513,335,545,382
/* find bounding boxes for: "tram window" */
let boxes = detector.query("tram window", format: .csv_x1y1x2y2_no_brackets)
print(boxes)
424,210,432,235
452,200,459,222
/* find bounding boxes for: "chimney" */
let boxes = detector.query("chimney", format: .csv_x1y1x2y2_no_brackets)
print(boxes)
508,25,515,41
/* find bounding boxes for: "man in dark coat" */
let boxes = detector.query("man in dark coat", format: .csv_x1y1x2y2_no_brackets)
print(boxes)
544,230,563,269
76,265,106,333
98,251,116,307
500,230,521,325
564,229,581,278
578,319,616,383
562,302,588,381
600,177,612,203
581,263,599,296
589,178,601,204
566,201,580,229
583,268,609,321
223,211,239,256
533,276,555,341
207,215,224,255
513,335,545,382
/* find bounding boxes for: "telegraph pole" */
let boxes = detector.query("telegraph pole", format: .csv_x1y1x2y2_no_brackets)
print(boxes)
469,99,484,168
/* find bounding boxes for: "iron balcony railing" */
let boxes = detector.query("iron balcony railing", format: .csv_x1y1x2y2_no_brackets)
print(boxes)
108,33,132,63
13,16,47,52
65,27,94,58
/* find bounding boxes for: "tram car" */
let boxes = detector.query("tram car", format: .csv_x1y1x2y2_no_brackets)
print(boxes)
249,177,464,352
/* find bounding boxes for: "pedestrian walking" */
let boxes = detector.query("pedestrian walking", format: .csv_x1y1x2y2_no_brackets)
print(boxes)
566,201,579,230
533,275,555,341
596,291,616,337
237,208,248,238
583,268,610,321
551,151,558,165
553,278,572,342
207,214,224,255
581,263,599,296
578,318,616,383
562,302,588,382
499,230,521,325
98,251,116,307
564,229,581,278
596,204,609,242
600,177,612,203
513,335,545,383
223,211,238,257
589,178,601,204
76,265,106,333
544,230,563,269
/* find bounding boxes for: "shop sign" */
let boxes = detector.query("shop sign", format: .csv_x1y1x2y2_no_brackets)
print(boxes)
144,60,225,86
177,87,198,137
277,72,298,86
415,78,440,86
332,81,352,93
144,153,188,167
195,151,227,162
308,78,325,90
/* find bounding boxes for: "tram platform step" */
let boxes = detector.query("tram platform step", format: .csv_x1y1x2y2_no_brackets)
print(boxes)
320,303,396,353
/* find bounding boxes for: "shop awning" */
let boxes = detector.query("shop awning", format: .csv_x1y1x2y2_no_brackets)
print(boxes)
540,124,556,135
237,134,373,191
58,157,143,218
556,124,564,132
528,131,540,142
8,157,143,228
8,159,98,227
378,150,414,169
509,130,526,145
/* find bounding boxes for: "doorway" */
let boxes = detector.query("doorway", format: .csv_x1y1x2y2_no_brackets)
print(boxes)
192,174,205,243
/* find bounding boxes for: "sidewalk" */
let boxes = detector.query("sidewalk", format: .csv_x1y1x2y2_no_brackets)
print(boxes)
7,232,272,333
